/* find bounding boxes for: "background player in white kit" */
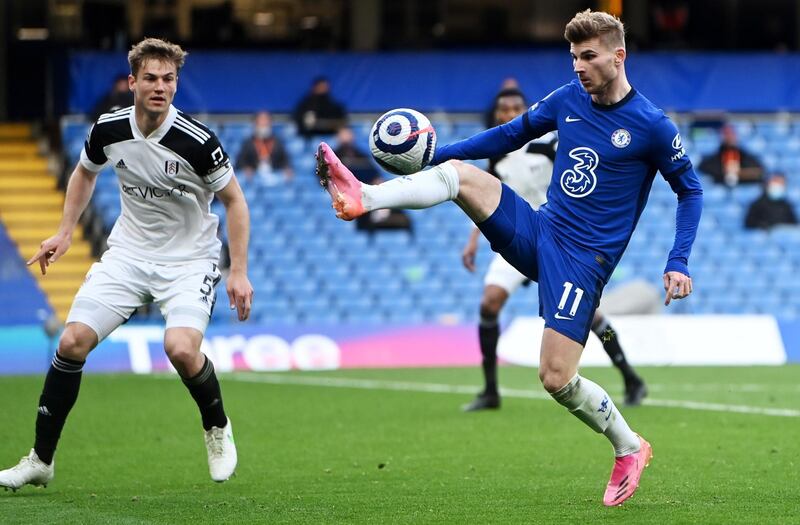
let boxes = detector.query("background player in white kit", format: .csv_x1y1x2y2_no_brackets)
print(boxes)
461,88,646,411
0,38,253,490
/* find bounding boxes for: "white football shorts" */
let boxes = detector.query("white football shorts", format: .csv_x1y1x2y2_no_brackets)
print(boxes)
483,253,529,294
66,249,222,341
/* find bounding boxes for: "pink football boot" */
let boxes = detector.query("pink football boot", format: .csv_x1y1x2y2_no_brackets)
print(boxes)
603,435,653,506
315,142,365,221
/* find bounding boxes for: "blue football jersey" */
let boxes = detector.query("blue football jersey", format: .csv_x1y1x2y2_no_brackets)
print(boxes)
433,79,701,277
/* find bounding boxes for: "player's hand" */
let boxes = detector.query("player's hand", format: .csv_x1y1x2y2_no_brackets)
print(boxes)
462,239,478,272
663,271,692,306
226,270,254,321
27,232,72,275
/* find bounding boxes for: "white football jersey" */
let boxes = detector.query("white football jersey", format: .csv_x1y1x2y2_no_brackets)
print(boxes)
493,131,557,210
80,105,233,263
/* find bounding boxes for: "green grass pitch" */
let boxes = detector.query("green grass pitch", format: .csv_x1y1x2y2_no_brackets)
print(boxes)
1,365,798,524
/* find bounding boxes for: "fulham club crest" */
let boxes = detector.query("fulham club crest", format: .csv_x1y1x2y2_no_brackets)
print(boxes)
165,160,180,175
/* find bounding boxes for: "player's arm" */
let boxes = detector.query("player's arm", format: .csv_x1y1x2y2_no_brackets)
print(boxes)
215,175,254,321
432,86,564,165
27,163,99,275
189,121,254,320
431,116,536,165
663,165,703,305
651,118,703,305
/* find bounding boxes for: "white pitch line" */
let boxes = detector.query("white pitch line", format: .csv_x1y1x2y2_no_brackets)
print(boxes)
636,383,800,393
229,373,800,418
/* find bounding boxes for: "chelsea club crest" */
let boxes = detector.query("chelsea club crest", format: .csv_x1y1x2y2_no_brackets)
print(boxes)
611,128,631,148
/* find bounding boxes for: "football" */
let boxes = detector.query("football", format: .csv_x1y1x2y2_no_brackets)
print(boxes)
369,108,437,175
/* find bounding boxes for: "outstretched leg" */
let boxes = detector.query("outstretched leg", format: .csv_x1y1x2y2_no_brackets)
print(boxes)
316,143,502,222
591,311,647,406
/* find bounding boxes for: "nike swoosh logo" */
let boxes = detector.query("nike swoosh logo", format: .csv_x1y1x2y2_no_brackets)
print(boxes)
554,313,574,320
565,116,581,123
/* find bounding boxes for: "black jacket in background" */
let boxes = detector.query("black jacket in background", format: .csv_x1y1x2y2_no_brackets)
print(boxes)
293,94,347,138
744,195,798,229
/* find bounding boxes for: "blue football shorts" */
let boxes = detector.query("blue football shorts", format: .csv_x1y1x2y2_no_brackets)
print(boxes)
477,183,604,345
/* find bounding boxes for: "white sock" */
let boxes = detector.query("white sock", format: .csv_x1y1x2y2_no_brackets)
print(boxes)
362,163,459,211
550,374,641,456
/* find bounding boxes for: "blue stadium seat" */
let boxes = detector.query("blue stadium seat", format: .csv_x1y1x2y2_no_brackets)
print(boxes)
729,120,753,139
453,122,485,139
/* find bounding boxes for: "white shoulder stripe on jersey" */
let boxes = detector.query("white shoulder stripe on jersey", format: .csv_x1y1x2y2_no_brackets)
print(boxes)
175,115,210,140
175,121,210,143
173,121,206,144
97,113,132,125
96,115,131,126
176,115,210,139
97,108,133,123
98,106,132,116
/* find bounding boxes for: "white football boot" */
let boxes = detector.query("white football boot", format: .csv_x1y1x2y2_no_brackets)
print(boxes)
204,418,237,482
0,449,54,492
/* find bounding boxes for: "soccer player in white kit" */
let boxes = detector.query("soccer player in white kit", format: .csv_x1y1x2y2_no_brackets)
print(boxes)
461,88,646,412
0,38,253,490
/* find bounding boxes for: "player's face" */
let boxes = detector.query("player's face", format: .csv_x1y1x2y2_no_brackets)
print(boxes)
494,96,527,126
570,37,621,96
130,59,178,116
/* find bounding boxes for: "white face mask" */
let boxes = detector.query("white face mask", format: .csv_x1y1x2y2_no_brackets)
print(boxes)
255,125,272,138
767,183,786,200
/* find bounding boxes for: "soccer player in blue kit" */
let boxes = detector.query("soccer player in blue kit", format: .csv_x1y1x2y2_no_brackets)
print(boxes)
315,9,702,506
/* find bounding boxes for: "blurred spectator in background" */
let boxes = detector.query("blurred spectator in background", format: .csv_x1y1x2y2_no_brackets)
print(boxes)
90,74,134,121
293,76,347,139
699,124,764,186
483,77,520,128
236,111,293,185
334,127,411,234
744,172,798,229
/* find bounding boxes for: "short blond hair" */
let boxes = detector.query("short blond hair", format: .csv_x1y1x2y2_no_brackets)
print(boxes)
564,9,625,49
127,38,187,77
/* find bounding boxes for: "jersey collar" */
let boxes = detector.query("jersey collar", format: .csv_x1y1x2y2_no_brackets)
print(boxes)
590,88,637,112
129,105,178,141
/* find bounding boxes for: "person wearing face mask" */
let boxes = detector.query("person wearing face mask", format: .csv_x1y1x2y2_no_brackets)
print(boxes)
744,172,798,229
235,111,293,185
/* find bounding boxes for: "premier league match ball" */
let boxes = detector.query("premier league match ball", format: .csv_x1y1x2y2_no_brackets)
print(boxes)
369,108,437,175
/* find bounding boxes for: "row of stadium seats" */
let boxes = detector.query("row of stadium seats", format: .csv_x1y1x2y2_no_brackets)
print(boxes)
0,225,51,325
57,115,800,324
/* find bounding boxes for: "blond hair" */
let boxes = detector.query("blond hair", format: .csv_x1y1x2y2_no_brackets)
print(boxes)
128,38,187,77
564,9,626,49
